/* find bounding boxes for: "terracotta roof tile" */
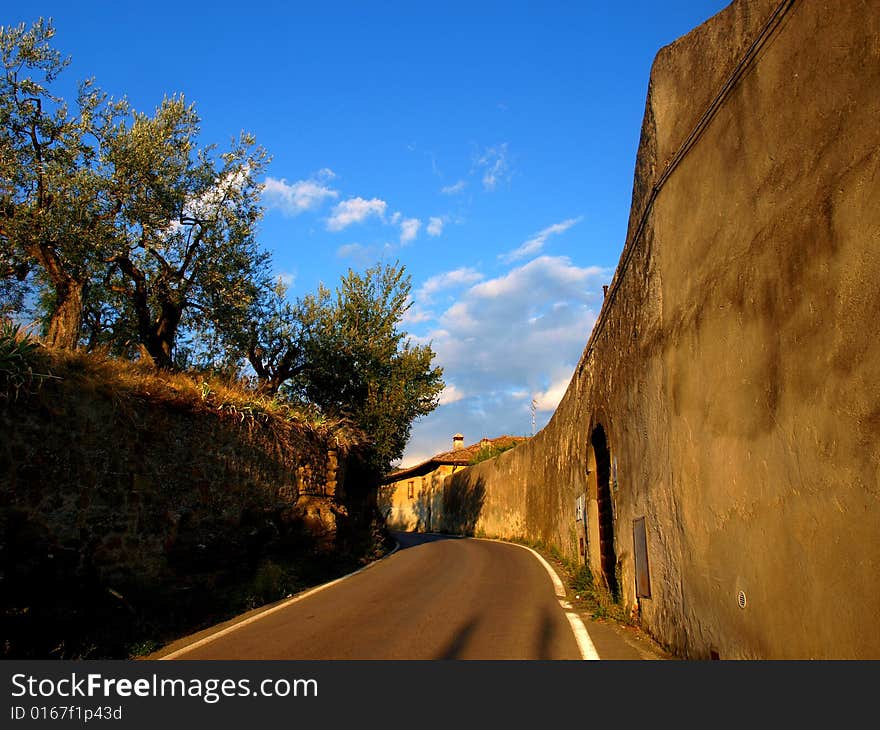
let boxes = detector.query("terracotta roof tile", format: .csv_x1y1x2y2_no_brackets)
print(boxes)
383,435,529,483
431,435,527,463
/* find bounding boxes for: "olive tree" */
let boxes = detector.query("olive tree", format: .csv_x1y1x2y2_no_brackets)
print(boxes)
0,19,122,346
102,97,270,369
1,19,271,365
294,262,445,475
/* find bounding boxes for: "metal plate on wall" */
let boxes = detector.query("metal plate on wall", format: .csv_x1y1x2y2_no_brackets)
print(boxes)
633,516,651,599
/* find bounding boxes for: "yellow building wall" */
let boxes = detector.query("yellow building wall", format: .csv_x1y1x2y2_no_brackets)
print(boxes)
382,464,458,532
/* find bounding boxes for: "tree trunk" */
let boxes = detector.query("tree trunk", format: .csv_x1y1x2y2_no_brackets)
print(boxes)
254,378,279,397
45,278,85,350
141,302,181,370
142,332,175,370
26,240,86,351
248,342,303,398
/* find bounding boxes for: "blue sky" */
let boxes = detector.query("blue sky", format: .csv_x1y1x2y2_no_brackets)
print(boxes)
10,0,731,466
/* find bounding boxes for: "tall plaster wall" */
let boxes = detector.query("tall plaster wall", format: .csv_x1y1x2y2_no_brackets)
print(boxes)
442,0,880,659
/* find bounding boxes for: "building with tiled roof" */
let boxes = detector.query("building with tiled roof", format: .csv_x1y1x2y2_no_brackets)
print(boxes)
379,434,528,531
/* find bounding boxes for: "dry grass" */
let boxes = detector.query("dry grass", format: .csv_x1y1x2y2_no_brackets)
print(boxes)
1,324,366,452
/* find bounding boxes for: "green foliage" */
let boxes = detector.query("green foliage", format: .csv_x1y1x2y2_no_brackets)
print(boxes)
469,441,521,465
570,562,630,624
127,639,160,658
570,563,594,593
0,265,30,317
0,320,38,394
1,19,442,485
0,19,115,347
294,262,445,476
1,18,271,362
239,276,309,395
250,559,288,607
0,319,54,397
99,98,271,369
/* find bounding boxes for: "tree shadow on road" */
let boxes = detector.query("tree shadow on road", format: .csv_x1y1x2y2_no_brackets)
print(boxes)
435,616,481,659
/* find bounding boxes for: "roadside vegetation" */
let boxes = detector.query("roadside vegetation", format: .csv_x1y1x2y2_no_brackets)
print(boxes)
468,439,524,465
0,17,443,480
487,533,636,626
1,316,362,445
545,544,633,624
0,18,439,659
0,319,55,399
1,321,400,659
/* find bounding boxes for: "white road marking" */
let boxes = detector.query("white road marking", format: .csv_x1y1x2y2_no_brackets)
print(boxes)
158,543,400,660
160,534,601,661
563,610,601,661
478,537,601,661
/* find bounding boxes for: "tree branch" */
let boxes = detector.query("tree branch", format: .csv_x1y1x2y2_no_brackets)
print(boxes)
178,222,207,280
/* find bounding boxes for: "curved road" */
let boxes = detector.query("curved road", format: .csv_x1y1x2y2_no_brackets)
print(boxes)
158,533,586,660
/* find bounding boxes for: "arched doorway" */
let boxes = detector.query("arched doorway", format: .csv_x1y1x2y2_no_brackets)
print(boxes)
590,424,618,598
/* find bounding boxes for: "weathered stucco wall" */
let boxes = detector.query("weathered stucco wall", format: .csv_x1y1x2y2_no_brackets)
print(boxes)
443,0,880,658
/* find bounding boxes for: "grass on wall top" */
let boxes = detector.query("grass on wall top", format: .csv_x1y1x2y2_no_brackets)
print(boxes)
0,318,365,453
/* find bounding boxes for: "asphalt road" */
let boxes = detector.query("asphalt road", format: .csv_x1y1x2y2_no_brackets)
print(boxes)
158,533,585,660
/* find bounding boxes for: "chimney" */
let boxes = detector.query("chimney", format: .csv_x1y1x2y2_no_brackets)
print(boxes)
452,433,464,451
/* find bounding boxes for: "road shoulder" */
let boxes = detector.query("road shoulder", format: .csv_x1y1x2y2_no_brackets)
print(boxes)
486,536,676,661
144,541,400,660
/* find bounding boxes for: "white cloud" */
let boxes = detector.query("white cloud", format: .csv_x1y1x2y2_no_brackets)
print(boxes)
416,267,484,304
275,271,296,288
400,255,610,464
532,371,573,412
441,180,466,195
168,165,252,231
500,217,583,263
402,306,434,325
438,383,465,406
262,171,338,216
396,448,437,469
427,216,444,237
166,164,253,236
399,217,421,244
467,256,603,302
390,211,402,225
336,243,367,259
475,144,510,191
327,197,387,231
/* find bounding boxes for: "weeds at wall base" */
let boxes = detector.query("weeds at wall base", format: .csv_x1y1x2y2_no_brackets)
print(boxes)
481,533,636,627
